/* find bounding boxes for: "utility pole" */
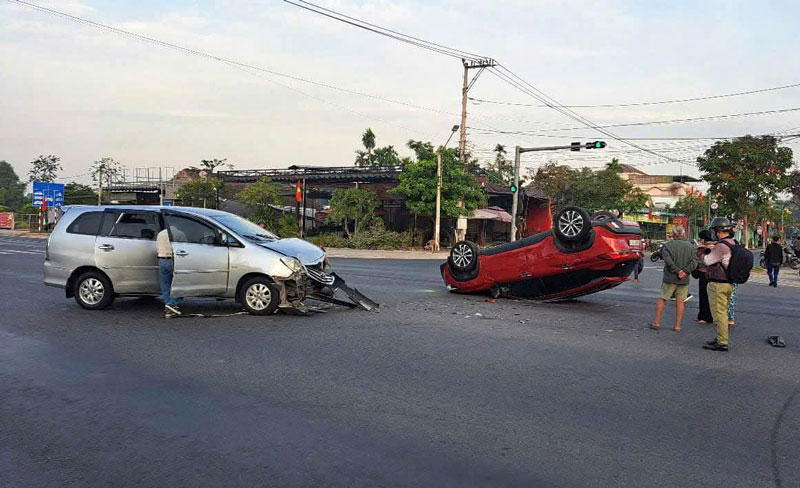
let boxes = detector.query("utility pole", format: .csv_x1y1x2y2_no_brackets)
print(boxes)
510,146,521,241
97,168,103,205
433,125,460,252
455,58,496,242
457,58,496,162
510,142,607,242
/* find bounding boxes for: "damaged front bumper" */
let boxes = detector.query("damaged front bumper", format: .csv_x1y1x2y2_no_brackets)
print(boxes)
274,263,379,312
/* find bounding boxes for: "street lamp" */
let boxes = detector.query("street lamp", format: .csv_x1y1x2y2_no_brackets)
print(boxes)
433,124,460,252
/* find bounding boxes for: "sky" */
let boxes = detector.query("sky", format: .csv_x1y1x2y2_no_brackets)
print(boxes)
1,0,799,186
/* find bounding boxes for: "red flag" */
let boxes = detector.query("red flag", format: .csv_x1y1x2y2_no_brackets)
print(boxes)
295,180,302,203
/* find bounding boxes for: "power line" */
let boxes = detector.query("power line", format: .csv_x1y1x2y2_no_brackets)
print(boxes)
468,81,800,108
6,0,475,122
486,66,694,166
284,0,486,62
495,107,800,133
280,0,693,168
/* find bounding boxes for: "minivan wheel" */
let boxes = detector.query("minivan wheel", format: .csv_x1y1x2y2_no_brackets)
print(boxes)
74,271,115,310
241,278,279,316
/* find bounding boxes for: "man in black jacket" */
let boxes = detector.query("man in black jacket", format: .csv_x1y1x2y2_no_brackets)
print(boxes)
764,235,783,287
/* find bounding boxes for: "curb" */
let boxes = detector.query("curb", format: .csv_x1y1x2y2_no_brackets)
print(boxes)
324,248,448,260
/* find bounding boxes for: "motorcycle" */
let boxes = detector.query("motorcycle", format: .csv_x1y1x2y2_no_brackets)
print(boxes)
760,247,800,269
785,246,800,270
650,243,664,262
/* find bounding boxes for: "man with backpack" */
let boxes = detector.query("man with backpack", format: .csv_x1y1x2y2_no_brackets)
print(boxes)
702,217,753,351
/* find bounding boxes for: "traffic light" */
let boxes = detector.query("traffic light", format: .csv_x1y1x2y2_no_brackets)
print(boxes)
510,183,518,194
570,142,581,152
585,141,607,149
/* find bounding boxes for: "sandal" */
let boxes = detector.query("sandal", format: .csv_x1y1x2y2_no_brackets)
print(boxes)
648,323,660,330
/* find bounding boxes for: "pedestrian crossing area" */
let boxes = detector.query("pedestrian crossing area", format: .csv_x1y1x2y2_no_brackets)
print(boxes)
747,272,800,288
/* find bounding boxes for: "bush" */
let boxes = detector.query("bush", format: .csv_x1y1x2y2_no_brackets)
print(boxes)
309,232,348,248
347,217,419,250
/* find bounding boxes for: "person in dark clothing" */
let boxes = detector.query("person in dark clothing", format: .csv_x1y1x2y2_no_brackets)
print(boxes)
764,235,784,287
695,229,715,324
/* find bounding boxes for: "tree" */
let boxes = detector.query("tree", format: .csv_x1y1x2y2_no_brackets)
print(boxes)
697,135,793,247
0,161,27,210
392,147,484,219
235,177,286,234
63,183,97,205
355,128,376,167
790,170,800,207
371,145,402,167
530,158,646,214
28,155,61,183
484,144,516,185
327,187,380,237
673,193,706,237
177,178,224,208
90,157,122,204
200,158,229,174
406,140,436,162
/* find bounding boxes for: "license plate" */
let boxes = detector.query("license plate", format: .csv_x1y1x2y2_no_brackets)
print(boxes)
628,239,641,248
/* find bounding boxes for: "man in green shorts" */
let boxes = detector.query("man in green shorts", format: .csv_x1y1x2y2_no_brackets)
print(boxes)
649,225,697,331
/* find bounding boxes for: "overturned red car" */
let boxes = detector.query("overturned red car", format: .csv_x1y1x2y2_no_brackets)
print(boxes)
441,207,642,301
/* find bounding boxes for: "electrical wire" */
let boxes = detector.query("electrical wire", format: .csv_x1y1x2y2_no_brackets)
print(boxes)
6,0,475,121
284,0,487,61
469,81,800,108
485,107,800,133
486,66,694,166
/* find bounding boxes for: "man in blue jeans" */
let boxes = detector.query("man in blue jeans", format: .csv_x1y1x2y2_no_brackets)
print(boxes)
764,235,783,287
156,227,182,318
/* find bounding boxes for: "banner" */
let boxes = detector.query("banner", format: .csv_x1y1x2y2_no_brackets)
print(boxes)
0,212,14,229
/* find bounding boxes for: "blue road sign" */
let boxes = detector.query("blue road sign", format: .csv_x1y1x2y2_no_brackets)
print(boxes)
162,199,174,206
32,182,65,208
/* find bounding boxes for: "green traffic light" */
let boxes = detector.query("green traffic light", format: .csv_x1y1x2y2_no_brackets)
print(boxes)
510,185,517,193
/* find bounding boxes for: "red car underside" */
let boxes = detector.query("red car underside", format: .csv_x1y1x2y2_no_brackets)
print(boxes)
442,222,642,301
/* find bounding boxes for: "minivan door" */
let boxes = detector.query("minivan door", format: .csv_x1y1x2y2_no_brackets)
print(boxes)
94,210,161,294
163,213,229,297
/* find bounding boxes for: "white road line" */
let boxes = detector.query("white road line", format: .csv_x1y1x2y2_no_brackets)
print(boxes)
0,248,44,255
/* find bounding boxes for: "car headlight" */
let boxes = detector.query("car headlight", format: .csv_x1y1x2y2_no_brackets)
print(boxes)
323,257,331,272
280,257,303,274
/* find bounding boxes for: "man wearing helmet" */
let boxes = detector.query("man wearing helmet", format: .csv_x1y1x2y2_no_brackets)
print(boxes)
701,217,736,351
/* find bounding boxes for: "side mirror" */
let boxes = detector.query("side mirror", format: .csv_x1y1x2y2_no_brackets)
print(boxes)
224,233,244,248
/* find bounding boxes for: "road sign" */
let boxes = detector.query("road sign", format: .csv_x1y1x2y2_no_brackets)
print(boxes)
199,170,208,178
162,199,174,206
32,182,65,209
710,202,719,210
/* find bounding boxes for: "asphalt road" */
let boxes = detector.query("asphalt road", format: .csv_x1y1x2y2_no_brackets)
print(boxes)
1,236,799,488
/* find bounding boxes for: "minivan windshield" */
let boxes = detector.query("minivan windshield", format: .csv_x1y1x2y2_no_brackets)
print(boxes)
208,214,279,242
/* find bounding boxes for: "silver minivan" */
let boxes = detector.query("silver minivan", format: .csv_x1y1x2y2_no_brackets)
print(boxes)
43,205,372,315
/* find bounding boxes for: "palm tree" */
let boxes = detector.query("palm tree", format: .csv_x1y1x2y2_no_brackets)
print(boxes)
360,128,376,166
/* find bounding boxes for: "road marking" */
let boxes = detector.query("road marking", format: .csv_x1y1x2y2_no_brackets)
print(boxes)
0,248,44,255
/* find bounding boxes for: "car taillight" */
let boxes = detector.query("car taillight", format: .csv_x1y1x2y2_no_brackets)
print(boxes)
599,250,635,260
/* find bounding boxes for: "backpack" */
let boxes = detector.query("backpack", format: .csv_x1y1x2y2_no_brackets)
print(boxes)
719,240,753,284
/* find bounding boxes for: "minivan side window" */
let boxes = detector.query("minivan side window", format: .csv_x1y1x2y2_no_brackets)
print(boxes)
104,212,159,240
164,215,221,246
66,211,103,235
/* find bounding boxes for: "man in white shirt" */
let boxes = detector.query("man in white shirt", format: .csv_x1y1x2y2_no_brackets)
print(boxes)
157,228,182,318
